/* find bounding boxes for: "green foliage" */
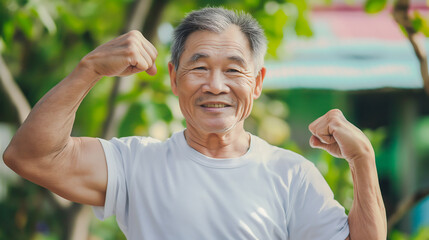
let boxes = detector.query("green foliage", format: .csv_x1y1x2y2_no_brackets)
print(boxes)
391,230,410,240
390,226,429,240
414,116,429,155
363,127,387,153
363,0,429,39
90,216,126,240
412,11,429,37
258,8,289,57
246,94,291,146
364,0,387,14
0,181,62,240
0,0,329,238
414,226,429,240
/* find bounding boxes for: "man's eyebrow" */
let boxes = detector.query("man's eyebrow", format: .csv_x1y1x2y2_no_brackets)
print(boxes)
187,53,209,64
227,55,246,67
186,53,247,67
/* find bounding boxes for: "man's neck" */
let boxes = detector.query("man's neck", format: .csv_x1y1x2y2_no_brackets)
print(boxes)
184,126,250,159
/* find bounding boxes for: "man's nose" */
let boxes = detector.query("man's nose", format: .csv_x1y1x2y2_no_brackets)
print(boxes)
202,70,229,94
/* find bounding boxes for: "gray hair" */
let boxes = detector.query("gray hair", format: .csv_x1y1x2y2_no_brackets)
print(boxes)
171,7,267,73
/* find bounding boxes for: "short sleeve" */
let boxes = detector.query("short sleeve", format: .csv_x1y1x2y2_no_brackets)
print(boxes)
288,162,350,240
92,137,131,232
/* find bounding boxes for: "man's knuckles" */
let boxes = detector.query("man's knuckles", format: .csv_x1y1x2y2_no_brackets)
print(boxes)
128,30,143,37
327,108,343,116
309,109,344,129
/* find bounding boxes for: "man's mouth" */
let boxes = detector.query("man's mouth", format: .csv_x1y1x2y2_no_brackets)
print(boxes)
202,104,229,108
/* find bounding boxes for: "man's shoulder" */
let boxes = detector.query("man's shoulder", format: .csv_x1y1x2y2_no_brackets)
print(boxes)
102,135,162,148
252,134,314,173
100,131,186,154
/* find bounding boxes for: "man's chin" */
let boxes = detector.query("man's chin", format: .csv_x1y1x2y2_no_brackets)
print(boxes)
200,122,238,134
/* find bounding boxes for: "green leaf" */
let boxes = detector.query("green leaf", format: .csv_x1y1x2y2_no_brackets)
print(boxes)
390,230,410,240
154,103,173,122
412,16,423,32
364,0,387,14
414,226,429,240
14,11,34,39
412,11,429,37
257,9,288,57
57,6,85,34
2,20,15,46
295,14,312,37
34,4,57,35
118,102,147,137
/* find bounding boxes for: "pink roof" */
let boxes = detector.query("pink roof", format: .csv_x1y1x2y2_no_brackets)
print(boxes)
310,6,429,41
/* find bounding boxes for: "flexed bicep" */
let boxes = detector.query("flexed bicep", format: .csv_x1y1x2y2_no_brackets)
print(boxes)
36,137,107,206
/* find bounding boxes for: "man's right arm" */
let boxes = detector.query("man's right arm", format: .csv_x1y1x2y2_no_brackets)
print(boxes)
2,30,157,206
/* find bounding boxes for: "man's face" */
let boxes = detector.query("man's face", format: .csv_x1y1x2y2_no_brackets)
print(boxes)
168,25,266,134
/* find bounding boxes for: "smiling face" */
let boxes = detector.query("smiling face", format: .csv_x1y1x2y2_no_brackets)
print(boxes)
168,25,266,135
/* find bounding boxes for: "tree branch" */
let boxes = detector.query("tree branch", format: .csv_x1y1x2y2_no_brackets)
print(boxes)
101,0,154,139
101,0,171,139
387,186,429,232
70,205,91,240
0,53,76,231
393,0,429,95
0,54,31,123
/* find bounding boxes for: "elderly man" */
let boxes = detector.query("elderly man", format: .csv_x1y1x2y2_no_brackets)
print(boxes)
3,7,386,240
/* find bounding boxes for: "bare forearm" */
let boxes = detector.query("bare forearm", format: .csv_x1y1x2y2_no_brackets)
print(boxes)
308,110,387,239
348,156,387,240
4,62,100,161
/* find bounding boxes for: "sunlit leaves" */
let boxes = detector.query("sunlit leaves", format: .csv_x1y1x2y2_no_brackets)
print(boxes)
258,116,291,145
1,21,14,46
248,95,291,146
30,2,57,35
295,13,312,37
119,102,147,137
56,6,86,34
89,216,126,240
412,11,429,37
390,226,429,240
363,127,387,153
14,10,34,39
364,0,387,14
288,0,312,37
257,8,288,57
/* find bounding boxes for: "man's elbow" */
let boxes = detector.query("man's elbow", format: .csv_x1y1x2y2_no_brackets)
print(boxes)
3,145,20,172
2,144,34,176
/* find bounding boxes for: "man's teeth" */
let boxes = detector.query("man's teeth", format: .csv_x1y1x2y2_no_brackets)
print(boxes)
204,104,226,108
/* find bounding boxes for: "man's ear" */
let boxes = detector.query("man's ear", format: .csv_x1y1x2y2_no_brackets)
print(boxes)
253,67,266,99
168,62,178,96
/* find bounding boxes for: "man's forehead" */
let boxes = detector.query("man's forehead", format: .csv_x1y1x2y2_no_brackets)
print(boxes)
181,26,252,64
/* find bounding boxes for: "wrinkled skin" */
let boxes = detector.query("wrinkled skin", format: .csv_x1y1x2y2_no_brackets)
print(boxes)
168,25,265,158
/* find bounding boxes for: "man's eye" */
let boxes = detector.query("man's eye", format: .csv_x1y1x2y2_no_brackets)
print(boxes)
193,67,207,70
227,69,240,73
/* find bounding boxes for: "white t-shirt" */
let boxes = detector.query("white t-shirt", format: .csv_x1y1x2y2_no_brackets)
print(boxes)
93,130,349,240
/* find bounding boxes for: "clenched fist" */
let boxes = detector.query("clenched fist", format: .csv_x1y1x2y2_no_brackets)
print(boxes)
79,30,158,78
308,109,374,164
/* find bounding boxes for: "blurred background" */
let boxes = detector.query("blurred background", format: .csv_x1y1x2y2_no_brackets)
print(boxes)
1,0,429,239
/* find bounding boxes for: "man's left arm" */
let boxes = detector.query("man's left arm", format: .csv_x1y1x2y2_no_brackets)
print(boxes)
309,109,387,240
